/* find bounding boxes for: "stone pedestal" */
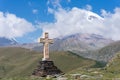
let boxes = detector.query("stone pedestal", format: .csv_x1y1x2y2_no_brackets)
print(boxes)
32,61,63,77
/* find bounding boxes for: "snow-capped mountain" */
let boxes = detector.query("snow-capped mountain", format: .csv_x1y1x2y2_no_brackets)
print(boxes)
41,8,105,39
0,37,17,46
87,11,103,21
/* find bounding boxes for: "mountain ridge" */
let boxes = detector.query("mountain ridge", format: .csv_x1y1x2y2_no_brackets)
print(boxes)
0,33,113,51
0,37,17,46
72,41,120,62
33,33,113,52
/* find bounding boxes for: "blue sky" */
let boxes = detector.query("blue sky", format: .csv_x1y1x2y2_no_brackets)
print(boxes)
0,0,120,43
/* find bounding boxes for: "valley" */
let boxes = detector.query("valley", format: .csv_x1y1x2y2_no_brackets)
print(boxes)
0,34,120,79
0,47,97,79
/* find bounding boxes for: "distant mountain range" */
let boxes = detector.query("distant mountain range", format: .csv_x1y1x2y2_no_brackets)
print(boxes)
72,41,120,62
0,33,117,63
0,33,120,78
95,41,120,62
0,37,17,46
0,33,113,51
33,33,113,52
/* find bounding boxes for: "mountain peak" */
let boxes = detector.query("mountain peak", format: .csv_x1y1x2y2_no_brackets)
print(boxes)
86,11,104,21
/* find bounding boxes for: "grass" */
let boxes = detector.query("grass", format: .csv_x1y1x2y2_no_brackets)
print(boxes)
0,47,96,79
1,47,119,80
66,51,120,80
0,47,41,78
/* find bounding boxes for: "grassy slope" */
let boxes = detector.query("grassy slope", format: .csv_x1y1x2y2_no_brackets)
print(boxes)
96,41,120,62
0,47,96,78
0,47,41,78
104,51,120,78
67,51,120,79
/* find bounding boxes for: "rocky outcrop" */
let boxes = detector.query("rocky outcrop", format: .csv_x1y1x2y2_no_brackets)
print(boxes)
32,60,63,77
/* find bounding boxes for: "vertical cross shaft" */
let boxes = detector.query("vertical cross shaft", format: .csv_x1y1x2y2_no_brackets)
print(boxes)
39,32,53,61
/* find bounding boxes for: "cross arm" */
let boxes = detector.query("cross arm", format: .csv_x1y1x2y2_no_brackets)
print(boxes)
40,38,46,43
48,39,54,44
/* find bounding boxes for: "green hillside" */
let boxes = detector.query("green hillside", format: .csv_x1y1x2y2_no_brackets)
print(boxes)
68,51,120,79
0,47,41,78
0,47,96,78
79,41,120,62
106,51,120,71
96,41,120,62
104,51,120,78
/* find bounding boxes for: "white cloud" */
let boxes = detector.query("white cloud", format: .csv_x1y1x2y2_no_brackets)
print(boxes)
47,0,61,8
32,9,38,14
48,7,54,14
40,7,120,40
47,0,71,9
85,4,92,11
0,12,35,39
101,8,120,40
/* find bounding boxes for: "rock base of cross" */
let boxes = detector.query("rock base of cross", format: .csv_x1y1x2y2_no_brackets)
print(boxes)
32,60,63,77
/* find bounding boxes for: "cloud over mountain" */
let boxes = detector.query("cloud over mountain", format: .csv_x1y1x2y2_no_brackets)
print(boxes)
0,12,35,39
40,7,120,40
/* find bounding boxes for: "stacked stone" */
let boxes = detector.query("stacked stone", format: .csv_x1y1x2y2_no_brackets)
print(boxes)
32,60,63,77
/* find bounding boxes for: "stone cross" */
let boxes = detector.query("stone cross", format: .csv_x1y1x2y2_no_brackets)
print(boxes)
39,32,53,61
